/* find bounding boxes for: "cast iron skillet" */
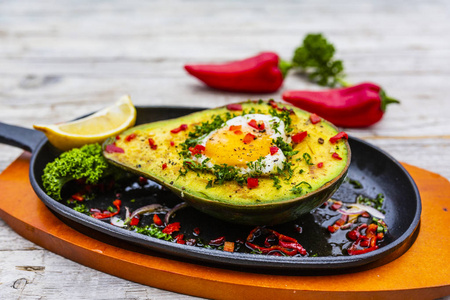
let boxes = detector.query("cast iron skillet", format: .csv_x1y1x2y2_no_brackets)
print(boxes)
0,106,421,272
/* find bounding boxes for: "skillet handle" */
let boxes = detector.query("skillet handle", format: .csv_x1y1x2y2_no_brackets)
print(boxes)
0,122,46,153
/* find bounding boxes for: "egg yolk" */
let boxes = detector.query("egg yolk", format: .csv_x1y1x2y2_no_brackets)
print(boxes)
203,126,273,167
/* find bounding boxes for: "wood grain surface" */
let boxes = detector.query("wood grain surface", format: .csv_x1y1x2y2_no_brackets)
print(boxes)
1,0,449,299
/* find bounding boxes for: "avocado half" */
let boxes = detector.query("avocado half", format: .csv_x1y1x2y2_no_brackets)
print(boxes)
103,101,350,225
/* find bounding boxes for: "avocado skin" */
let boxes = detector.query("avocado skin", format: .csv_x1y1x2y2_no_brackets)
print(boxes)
103,101,350,225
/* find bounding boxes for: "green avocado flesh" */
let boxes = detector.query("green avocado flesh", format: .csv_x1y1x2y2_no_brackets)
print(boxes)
103,101,350,207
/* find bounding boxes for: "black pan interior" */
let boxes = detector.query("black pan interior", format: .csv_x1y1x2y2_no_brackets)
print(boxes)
28,106,421,272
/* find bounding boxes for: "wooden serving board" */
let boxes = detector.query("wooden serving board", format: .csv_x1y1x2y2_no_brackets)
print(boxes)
0,152,449,300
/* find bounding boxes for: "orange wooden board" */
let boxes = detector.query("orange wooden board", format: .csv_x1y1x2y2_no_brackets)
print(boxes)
0,152,449,300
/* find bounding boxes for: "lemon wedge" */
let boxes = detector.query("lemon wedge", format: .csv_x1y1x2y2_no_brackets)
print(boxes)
34,95,137,151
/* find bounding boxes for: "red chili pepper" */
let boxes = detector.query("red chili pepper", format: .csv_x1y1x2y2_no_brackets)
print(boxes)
184,52,285,93
170,124,188,134
329,132,348,144
292,131,307,143
247,177,259,189
162,222,181,234
90,199,121,219
125,133,136,142
193,227,201,236
269,146,279,155
243,133,256,144
105,143,124,153
170,141,175,146
162,163,167,170
226,103,243,111
317,162,324,168
282,82,400,128
153,214,163,226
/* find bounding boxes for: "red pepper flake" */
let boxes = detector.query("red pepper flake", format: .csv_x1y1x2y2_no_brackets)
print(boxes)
247,177,259,189
162,222,181,234
90,199,121,219
170,141,175,146
270,146,279,155
309,113,322,124
268,99,278,109
153,214,163,226
189,144,206,155
317,162,324,168
138,176,148,185
125,133,136,142
115,135,120,140
229,125,242,132
105,143,124,153
248,119,265,131
329,132,348,144
162,163,168,170
193,227,201,236
292,131,307,143
226,103,243,111
129,216,140,226
332,152,342,160
170,124,188,134
209,236,226,246
243,133,256,144
71,193,85,202
175,234,186,244
148,138,157,150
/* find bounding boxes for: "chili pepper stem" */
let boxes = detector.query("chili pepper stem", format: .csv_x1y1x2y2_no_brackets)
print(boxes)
379,89,400,111
278,59,293,78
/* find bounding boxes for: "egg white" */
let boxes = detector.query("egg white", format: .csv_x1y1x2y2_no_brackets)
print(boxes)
192,114,289,175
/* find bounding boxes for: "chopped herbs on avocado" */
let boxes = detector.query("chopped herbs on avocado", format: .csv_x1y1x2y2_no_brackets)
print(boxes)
290,181,312,194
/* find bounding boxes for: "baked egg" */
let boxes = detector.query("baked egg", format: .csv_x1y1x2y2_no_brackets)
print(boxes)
191,114,289,175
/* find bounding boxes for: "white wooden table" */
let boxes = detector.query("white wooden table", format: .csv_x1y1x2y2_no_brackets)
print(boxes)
1,0,449,298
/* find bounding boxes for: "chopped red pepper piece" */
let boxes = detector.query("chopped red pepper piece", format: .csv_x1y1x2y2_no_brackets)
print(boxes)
309,113,321,124
71,193,85,202
245,227,307,256
105,144,124,153
248,119,265,131
243,133,256,144
332,152,342,160
329,132,348,144
125,133,136,142
268,99,278,109
115,135,120,140
330,201,342,210
226,103,243,111
153,214,163,226
129,216,140,226
170,141,175,146
317,162,324,168
247,177,259,189
162,163,167,170
175,234,186,244
229,125,242,132
162,222,181,234
193,227,201,236
292,131,307,143
270,146,279,155
170,124,188,134
189,144,206,155
209,236,226,246
148,138,157,150
90,199,121,219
